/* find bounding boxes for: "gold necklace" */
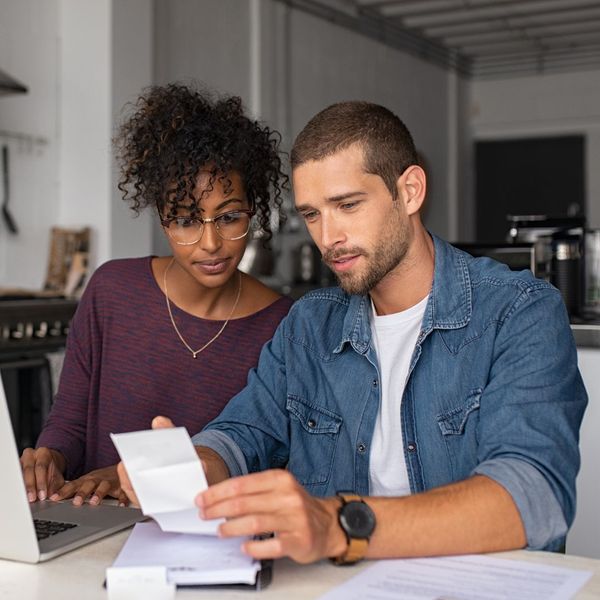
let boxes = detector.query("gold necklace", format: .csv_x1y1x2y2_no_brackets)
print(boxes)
163,258,242,358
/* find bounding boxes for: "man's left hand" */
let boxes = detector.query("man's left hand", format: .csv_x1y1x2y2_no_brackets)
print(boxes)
195,469,347,563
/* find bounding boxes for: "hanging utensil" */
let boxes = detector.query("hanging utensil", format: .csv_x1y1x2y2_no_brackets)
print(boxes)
2,144,18,234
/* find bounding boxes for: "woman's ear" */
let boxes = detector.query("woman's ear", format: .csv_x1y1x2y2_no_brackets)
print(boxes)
397,165,426,216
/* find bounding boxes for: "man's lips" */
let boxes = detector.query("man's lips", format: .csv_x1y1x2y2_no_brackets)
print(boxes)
328,255,360,273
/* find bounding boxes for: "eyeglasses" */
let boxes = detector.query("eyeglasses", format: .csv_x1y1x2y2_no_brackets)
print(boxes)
161,209,255,245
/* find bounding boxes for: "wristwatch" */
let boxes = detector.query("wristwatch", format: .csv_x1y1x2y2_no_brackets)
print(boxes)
331,492,376,565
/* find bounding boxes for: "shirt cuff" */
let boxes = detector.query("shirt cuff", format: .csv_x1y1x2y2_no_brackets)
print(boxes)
472,457,567,550
191,430,248,478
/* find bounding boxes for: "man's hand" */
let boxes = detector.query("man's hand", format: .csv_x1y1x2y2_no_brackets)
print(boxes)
49,465,128,506
20,447,66,502
195,470,347,564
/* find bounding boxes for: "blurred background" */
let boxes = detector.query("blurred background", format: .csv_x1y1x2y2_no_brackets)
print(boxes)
1,0,600,558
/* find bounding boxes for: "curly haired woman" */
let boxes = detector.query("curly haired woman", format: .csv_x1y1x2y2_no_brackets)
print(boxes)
20,83,293,506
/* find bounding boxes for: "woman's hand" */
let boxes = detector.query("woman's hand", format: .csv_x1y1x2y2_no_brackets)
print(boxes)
20,447,66,502
49,465,130,506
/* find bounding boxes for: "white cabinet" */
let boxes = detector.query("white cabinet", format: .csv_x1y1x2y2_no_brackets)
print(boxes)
567,348,600,558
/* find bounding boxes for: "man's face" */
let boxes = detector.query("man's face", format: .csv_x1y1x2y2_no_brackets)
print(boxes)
293,144,411,295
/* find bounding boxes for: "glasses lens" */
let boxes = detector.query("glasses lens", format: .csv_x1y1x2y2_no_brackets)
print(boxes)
215,211,251,240
165,217,203,245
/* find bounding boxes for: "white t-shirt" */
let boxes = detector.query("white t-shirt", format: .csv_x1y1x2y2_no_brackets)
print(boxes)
368,295,428,496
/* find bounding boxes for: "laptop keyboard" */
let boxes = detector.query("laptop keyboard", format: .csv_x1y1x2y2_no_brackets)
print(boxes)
34,518,78,540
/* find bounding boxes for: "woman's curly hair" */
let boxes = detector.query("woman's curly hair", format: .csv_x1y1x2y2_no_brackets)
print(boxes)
114,83,287,242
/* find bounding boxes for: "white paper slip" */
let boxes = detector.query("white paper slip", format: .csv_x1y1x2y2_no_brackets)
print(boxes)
106,566,176,600
111,521,261,586
111,427,223,534
317,554,593,600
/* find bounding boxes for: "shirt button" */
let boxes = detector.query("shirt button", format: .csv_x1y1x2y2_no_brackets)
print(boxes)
372,379,378,387
407,442,417,453
357,443,367,454
307,419,316,428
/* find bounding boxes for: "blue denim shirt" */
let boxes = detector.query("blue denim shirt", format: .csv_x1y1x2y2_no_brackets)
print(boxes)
193,235,587,551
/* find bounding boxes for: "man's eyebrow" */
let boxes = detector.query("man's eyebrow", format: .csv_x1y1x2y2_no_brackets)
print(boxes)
296,191,367,212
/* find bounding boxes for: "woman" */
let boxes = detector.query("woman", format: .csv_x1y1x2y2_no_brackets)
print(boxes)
20,83,293,506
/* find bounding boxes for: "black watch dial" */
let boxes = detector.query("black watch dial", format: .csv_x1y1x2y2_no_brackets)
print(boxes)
339,500,376,539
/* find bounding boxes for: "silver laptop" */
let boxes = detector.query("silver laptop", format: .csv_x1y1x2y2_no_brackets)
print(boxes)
0,378,143,563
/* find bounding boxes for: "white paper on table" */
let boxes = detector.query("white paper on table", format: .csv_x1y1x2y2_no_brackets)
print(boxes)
106,565,176,600
111,427,223,534
317,554,593,600
111,521,260,586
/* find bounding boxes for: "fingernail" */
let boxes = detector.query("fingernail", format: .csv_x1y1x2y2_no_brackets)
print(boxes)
49,494,59,501
119,502,126,507
73,497,82,506
90,496,99,505
38,490,46,501
27,492,36,502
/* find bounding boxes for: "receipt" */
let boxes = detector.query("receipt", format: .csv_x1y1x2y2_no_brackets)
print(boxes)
111,427,222,534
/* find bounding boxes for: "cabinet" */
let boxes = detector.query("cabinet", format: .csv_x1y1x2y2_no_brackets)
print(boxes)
567,348,600,558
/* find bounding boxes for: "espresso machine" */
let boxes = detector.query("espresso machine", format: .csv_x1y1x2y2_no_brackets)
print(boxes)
507,215,585,317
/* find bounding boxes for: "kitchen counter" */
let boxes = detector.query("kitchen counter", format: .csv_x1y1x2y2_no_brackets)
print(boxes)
571,322,600,348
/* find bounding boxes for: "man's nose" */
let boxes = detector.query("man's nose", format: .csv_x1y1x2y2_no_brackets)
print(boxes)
320,215,346,250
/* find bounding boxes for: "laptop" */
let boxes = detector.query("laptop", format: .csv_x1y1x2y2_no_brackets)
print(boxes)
0,379,143,563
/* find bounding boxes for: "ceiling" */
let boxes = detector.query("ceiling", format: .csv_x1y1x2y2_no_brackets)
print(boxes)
291,0,600,78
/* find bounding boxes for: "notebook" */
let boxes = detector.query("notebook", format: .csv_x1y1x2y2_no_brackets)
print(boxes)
109,521,272,590
0,378,143,563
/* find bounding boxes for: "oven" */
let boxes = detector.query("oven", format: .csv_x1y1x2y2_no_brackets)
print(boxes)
0,298,77,452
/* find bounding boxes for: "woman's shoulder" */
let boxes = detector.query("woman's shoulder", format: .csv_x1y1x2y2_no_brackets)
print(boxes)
239,274,293,315
82,256,155,302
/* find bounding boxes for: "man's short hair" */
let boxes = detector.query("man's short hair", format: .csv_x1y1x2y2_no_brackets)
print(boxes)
291,101,418,200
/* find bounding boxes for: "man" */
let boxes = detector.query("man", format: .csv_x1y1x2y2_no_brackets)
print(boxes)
120,101,586,565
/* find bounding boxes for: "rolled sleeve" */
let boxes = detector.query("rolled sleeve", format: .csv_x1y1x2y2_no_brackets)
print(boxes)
192,430,248,478
473,457,567,550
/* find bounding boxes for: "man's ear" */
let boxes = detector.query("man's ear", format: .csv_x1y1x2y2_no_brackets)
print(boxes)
397,165,426,216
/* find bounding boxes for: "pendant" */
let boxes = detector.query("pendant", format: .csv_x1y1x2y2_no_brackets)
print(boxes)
192,351,199,359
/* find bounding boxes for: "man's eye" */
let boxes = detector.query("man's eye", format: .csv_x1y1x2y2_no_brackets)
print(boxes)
340,201,359,210
302,211,318,222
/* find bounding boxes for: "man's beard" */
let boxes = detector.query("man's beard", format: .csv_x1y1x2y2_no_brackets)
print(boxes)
323,204,410,296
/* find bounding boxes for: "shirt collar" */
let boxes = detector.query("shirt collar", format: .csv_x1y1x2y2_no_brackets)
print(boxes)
334,233,472,354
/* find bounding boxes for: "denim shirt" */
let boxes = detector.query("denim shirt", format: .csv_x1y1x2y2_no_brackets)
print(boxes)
193,234,587,551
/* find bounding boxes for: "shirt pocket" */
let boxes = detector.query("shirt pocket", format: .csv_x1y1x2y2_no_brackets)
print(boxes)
435,389,482,480
436,388,482,436
286,395,342,487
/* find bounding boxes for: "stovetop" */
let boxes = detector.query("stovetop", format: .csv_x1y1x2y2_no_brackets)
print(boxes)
0,298,78,359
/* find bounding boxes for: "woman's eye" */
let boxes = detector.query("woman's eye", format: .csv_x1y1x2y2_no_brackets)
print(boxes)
218,211,242,224
174,218,196,228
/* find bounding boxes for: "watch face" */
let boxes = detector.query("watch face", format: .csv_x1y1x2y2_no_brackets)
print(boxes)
339,501,376,539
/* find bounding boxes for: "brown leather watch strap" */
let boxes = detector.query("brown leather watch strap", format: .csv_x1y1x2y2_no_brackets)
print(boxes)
332,493,372,565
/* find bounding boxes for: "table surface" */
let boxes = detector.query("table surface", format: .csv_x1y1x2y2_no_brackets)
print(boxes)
1,529,600,599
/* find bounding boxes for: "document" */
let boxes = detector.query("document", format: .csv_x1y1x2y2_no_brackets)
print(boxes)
111,427,222,534
317,554,592,600
110,521,261,587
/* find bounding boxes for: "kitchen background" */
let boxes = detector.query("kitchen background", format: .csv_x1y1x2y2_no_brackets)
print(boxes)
1,0,599,558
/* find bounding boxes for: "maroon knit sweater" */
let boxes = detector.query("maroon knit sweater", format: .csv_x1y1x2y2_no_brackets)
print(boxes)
36,257,293,479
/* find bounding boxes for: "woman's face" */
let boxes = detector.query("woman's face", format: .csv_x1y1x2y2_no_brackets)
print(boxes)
163,170,252,290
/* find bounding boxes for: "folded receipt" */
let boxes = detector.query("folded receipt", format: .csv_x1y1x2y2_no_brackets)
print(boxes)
111,427,223,534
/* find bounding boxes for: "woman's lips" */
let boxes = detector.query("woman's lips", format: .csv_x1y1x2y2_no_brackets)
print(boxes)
330,255,360,273
193,258,230,275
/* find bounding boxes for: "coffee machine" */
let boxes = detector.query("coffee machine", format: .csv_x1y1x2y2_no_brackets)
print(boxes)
507,215,585,317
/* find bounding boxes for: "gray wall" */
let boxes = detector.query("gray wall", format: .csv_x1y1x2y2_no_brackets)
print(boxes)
151,0,458,263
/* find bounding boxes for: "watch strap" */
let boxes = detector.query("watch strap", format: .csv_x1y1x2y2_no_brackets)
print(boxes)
332,493,371,565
